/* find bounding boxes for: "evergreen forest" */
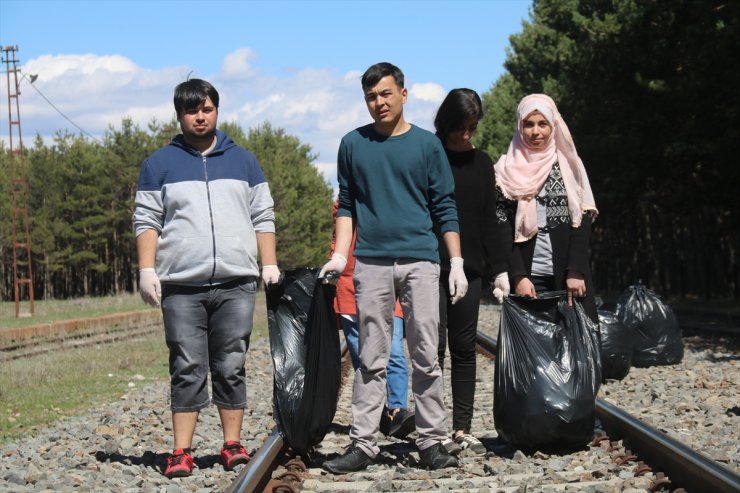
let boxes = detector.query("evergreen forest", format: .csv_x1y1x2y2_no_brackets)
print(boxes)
1,0,738,302
476,0,739,301
0,120,333,299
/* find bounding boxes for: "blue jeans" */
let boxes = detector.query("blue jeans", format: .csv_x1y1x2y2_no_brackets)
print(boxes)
341,315,408,410
161,277,257,412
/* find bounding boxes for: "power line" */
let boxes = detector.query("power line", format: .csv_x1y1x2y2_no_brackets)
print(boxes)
19,71,102,143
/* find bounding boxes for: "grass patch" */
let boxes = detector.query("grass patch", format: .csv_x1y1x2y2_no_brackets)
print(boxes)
0,291,269,445
0,332,169,445
0,292,151,329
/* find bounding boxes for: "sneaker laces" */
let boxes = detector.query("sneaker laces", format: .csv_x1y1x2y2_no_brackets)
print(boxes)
455,433,484,451
222,441,249,461
223,442,244,453
169,449,191,464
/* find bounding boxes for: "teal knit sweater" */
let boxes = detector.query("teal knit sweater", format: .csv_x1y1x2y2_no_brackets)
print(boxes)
337,124,459,263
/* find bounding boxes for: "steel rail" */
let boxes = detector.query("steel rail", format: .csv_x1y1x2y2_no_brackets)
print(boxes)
475,330,740,493
227,326,740,492
595,399,740,493
225,339,349,493
223,428,287,493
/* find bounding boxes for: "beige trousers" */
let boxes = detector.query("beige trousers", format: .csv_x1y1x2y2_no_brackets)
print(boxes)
350,257,447,457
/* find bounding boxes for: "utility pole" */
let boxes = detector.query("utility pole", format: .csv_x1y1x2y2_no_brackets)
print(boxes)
2,45,35,317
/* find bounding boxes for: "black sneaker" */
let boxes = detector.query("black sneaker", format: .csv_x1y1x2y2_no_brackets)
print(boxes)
323,445,373,474
419,443,459,469
388,408,415,439
379,406,392,436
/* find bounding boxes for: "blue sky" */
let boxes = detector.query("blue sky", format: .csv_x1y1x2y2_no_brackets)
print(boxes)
0,0,532,185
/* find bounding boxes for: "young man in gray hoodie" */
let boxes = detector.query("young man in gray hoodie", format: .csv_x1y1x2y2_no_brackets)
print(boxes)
134,78,279,478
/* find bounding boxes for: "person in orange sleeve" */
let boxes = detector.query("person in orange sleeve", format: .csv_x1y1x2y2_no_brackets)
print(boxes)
329,199,415,439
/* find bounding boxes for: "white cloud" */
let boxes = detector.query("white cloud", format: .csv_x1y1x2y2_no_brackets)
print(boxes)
343,70,363,82
314,159,337,186
234,93,286,121
1,52,442,189
23,54,138,79
409,82,446,103
219,48,256,79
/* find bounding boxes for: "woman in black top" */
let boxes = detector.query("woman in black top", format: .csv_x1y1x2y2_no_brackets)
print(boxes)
434,88,511,455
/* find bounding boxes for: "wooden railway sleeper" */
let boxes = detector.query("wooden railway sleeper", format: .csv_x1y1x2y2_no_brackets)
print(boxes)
271,482,298,493
263,478,284,492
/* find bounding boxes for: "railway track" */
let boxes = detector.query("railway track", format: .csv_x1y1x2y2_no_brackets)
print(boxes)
0,303,735,492
0,311,162,361
226,327,740,493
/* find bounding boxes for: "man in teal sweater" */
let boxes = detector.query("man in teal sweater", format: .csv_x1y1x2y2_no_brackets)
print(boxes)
320,62,468,473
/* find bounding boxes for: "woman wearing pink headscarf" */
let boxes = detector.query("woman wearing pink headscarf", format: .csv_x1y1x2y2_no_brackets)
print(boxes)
494,94,598,320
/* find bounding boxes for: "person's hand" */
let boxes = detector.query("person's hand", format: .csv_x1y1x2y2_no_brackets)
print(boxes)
139,268,161,307
565,270,586,306
262,265,281,286
319,253,347,285
492,272,510,303
449,257,468,305
513,275,536,298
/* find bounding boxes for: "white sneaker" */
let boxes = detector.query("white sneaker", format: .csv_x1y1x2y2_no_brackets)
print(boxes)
440,436,462,455
455,433,486,455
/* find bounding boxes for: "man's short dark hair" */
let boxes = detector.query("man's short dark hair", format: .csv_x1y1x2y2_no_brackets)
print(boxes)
361,62,404,91
173,79,220,117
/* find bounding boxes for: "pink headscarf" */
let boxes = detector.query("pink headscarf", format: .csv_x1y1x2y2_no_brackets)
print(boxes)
494,94,597,243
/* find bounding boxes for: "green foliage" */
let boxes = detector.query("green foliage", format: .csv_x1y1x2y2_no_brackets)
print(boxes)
223,121,334,269
476,73,523,161
1,117,332,299
479,0,740,299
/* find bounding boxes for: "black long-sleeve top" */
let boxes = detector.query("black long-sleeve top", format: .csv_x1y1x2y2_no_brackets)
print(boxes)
436,148,511,279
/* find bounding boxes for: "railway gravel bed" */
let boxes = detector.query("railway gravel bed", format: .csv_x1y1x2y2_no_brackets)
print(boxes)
1,304,737,492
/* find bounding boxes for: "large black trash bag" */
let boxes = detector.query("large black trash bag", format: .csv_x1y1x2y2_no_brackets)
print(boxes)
266,267,341,455
615,283,683,367
494,291,602,450
598,309,633,381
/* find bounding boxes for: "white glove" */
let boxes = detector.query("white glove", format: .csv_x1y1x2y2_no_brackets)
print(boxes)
262,264,281,286
492,272,510,303
319,253,347,284
449,257,468,305
139,268,161,307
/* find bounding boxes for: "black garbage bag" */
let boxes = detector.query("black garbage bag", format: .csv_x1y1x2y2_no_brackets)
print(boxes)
266,267,341,455
615,283,683,367
597,309,633,381
494,291,602,450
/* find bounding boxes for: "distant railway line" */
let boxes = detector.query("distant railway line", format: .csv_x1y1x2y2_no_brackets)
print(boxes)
0,310,161,360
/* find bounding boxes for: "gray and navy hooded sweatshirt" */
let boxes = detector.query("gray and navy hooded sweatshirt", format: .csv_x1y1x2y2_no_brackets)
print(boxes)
133,129,275,285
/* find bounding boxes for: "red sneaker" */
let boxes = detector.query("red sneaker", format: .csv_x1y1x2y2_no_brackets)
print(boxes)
164,448,194,478
220,441,250,471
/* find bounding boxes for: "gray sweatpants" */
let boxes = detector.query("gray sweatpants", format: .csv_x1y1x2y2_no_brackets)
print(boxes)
350,257,447,457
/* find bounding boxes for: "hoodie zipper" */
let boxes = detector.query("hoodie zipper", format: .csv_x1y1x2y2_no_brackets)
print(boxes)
202,155,217,283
